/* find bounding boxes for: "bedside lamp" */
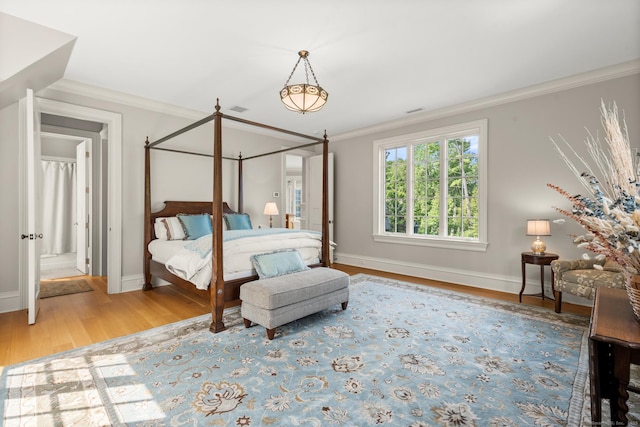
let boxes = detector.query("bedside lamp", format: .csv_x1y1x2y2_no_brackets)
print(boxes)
526,219,551,254
264,202,279,228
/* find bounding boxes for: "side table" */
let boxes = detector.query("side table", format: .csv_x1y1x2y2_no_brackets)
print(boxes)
520,252,559,303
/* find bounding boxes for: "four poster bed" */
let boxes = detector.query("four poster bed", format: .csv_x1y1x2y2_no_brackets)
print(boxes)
143,100,331,333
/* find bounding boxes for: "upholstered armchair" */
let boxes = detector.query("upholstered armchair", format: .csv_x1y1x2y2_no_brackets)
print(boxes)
551,258,626,313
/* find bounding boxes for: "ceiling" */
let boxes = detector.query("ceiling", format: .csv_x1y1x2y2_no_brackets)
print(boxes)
2,1,639,138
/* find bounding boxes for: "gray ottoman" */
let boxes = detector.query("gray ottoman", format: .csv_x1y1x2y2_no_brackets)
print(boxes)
240,267,350,339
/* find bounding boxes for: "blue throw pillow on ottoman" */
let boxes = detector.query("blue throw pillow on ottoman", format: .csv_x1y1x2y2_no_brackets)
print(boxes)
251,249,309,279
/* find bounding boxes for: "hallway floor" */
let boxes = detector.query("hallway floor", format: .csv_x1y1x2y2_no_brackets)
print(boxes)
40,252,83,279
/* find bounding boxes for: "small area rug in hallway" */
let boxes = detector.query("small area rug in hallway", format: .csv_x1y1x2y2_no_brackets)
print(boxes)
1,274,592,425
39,278,93,298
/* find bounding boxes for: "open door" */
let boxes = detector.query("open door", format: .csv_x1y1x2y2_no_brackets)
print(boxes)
22,89,42,324
307,152,334,260
76,140,90,274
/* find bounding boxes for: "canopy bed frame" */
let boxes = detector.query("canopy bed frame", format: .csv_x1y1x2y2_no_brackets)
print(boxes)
143,100,330,333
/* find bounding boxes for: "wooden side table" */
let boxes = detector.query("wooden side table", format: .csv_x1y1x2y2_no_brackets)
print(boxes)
520,252,559,302
589,287,640,426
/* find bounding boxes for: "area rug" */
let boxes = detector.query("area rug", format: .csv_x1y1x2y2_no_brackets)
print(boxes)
39,278,93,298
1,274,592,426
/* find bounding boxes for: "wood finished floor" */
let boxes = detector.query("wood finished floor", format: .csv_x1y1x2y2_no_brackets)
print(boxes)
0,264,591,368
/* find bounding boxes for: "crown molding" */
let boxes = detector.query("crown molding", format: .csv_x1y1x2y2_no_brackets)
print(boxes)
45,79,208,120
46,59,640,142
45,79,315,143
331,59,640,141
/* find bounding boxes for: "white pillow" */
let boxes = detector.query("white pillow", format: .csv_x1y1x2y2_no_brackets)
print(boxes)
154,217,186,240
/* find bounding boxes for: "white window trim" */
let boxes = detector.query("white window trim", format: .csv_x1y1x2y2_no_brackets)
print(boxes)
372,119,488,252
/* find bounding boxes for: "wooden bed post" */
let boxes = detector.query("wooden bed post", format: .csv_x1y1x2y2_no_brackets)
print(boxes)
238,153,243,213
210,101,226,333
321,131,330,266
143,138,153,290
144,100,329,334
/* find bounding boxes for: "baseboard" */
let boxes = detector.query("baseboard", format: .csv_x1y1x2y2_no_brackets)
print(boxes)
121,274,145,293
121,274,171,293
0,291,20,314
334,251,591,307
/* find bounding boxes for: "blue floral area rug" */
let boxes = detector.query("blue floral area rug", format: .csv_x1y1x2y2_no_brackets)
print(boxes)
1,274,592,426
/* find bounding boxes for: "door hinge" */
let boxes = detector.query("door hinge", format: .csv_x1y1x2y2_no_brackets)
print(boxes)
86,152,90,158
86,258,90,265
86,186,89,193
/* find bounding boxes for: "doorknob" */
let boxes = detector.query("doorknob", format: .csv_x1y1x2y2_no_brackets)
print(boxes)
20,233,43,240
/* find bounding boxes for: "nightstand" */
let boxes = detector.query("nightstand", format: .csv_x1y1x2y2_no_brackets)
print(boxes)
520,252,559,302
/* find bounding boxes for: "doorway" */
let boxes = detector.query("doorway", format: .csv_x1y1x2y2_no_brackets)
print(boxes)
36,98,122,295
285,154,303,230
40,130,95,280
283,151,334,260
20,97,122,318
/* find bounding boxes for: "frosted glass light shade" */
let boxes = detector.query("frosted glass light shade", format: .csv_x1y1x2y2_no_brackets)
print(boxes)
280,50,328,113
280,84,328,113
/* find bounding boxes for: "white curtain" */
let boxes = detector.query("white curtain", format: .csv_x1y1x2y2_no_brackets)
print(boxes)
41,160,77,255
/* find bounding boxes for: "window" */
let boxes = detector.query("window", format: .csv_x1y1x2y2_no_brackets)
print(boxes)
295,188,301,218
373,119,487,251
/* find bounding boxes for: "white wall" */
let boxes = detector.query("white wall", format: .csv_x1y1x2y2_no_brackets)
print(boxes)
331,73,640,306
1,72,638,313
0,103,21,312
0,88,291,311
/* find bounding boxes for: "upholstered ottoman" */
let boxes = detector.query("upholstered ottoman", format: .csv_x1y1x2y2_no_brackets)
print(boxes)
240,267,350,339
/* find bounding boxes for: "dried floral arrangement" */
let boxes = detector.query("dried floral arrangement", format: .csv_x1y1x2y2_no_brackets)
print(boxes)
547,101,640,275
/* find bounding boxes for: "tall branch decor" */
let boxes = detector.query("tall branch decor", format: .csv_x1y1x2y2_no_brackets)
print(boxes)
547,101,640,279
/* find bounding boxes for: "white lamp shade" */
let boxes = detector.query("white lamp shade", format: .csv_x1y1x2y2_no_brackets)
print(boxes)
264,202,279,216
526,219,551,236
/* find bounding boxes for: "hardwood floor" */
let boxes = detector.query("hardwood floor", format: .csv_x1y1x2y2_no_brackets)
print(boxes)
0,265,591,367
0,276,211,367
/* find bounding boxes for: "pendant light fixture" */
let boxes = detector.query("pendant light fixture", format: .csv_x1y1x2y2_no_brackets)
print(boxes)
280,50,328,113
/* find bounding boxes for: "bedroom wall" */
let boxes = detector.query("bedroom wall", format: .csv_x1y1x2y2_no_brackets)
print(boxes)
0,89,292,311
1,71,637,312
331,72,640,307
0,103,21,312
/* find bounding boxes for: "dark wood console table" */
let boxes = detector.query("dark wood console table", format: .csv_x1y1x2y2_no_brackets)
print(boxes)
589,286,640,425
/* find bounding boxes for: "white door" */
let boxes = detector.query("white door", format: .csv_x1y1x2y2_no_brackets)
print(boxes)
23,89,42,324
76,141,90,273
307,153,334,259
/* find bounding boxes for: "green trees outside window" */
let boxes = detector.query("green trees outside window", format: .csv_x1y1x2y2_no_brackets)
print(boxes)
384,135,479,239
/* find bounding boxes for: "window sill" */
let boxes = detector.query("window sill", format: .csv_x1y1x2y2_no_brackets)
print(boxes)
372,233,488,252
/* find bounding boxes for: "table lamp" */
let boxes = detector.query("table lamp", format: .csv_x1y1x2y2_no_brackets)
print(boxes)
526,219,551,254
264,202,279,228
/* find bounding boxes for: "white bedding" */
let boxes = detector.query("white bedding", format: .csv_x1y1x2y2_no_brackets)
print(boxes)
148,229,327,290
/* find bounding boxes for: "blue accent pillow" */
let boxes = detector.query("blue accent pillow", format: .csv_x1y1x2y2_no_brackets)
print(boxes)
177,213,212,240
250,249,309,279
224,213,252,230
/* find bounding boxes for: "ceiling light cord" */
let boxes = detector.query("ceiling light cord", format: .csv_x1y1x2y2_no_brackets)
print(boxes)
283,51,320,88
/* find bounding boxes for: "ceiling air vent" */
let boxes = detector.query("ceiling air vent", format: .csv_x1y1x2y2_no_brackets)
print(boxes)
406,108,423,114
230,106,248,113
